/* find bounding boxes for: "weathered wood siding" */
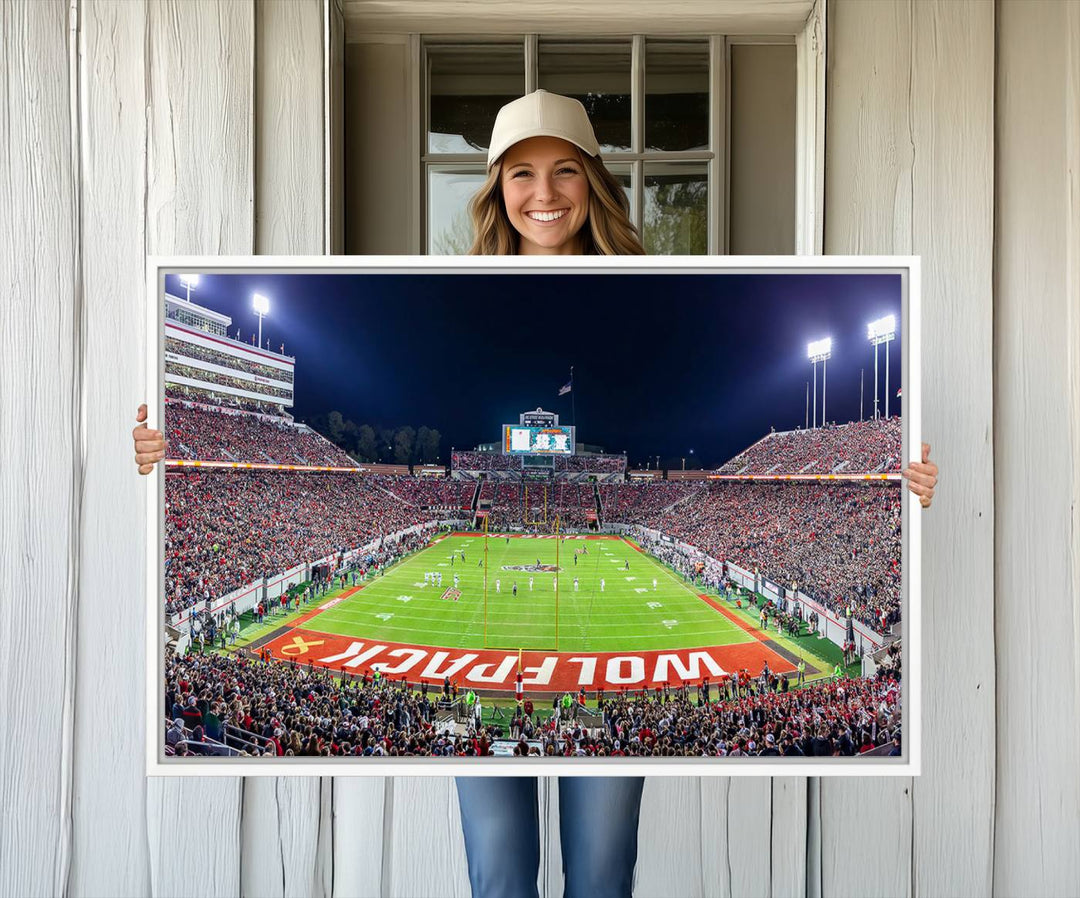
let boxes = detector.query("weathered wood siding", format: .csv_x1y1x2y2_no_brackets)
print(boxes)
823,2,996,897
1,2,1077,897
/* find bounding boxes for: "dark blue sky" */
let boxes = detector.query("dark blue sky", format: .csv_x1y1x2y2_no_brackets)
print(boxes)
164,272,903,468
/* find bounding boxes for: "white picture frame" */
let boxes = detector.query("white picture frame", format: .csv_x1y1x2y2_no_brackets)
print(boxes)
146,254,920,777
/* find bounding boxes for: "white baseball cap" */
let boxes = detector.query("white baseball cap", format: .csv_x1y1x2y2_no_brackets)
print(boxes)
486,90,600,168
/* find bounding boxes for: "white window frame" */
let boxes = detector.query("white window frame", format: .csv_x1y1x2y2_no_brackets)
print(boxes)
398,0,826,256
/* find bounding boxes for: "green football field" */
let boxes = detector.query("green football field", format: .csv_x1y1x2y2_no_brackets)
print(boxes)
307,533,757,653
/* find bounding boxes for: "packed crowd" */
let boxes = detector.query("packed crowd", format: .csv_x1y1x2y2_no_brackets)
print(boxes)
166,336,294,384
652,481,902,631
874,640,902,681
717,418,902,475
167,362,292,401
163,405,902,630
164,470,441,611
598,480,701,525
164,648,901,759
384,477,475,508
554,454,626,474
165,385,280,415
452,451,519,472
165,401,356,467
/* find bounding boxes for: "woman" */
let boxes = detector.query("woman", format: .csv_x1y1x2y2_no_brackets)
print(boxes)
132,88,938,898
456,90,937,898
453,90,648,898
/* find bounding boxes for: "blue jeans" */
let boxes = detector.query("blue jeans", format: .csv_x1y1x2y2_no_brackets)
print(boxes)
455,776,645,898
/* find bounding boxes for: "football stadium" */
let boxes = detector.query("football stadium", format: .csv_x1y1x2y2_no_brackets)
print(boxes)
163,275,904,760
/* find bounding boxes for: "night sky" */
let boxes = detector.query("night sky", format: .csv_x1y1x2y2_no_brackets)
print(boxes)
164,271,903,469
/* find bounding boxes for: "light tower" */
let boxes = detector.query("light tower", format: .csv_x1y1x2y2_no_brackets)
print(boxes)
867,315,896,419
179,274,200,303
253,293,270,349
807,337,832,428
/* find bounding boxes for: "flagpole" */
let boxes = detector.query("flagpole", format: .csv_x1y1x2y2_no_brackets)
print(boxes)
570,366,576,435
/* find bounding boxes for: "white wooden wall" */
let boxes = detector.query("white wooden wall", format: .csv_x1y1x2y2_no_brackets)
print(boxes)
0,1,1077,896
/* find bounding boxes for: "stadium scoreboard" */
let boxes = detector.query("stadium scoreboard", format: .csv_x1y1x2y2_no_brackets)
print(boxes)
502,425,575,455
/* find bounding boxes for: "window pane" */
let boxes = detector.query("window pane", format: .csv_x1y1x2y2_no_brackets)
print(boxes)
428,167,487,254
538,41,632,153
604,163,634,221
645,40,709,152
643,163,707,254
428,44,524,154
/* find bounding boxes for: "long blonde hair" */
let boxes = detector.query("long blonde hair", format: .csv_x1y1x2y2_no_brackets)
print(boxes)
468,151,645,255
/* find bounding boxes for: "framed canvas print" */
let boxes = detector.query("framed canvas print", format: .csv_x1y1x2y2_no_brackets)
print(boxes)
145,255,920,776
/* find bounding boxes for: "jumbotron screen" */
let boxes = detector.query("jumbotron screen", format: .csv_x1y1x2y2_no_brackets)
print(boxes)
502,425,575,455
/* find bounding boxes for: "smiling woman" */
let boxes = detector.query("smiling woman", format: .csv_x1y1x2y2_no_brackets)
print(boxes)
467,90,645,256
456,88,647,898
500,137,591,254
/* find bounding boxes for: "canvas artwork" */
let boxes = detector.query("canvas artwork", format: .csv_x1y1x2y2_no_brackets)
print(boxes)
149,258,918,775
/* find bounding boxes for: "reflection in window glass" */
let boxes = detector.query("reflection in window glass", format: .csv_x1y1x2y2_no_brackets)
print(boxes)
643,163,707,255
538,41,632,153
645,40,709,152
428,44,524,154
428,168,487,254
605,164,634,218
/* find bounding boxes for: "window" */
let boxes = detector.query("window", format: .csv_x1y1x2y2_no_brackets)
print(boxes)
424,36,781,256
342,9,820,257
421,36,796,255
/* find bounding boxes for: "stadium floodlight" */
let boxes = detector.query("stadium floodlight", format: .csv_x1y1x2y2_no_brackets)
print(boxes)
179,274,200,302
867,315,897,419
867,315,896,342
807,338,832,429
253,293,270,349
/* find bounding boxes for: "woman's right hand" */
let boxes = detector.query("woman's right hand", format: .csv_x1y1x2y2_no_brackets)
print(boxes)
133,403,167,474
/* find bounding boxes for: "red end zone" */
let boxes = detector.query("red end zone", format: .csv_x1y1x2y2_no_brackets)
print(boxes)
262,629,793,692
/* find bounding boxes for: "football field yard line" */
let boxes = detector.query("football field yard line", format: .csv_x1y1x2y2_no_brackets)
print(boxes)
298,534,756,653
630,537,750,641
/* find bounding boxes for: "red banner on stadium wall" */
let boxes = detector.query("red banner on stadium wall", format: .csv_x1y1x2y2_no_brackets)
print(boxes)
706,472,901,481
166,459,362,473
262,629,794,692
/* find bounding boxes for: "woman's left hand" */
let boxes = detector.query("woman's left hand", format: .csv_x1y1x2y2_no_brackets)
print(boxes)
902,442,938,508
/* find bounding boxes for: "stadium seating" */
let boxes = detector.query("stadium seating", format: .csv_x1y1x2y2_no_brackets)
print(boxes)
164,647,900,758
165,336,294,384
164,404,902,630
717,417,902,474
165,471,436,611
166,401,356,467
452,451,519,472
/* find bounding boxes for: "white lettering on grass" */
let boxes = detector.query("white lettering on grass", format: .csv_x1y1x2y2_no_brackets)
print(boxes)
647,601,662,609
374,648,427,675
566,656,598,686
661,619,678,629
606,656,646,684
652,651,726,682
420,651,481,680
317,641,389,669
375,612,394,621
522,656,558,686
466,654,518,684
